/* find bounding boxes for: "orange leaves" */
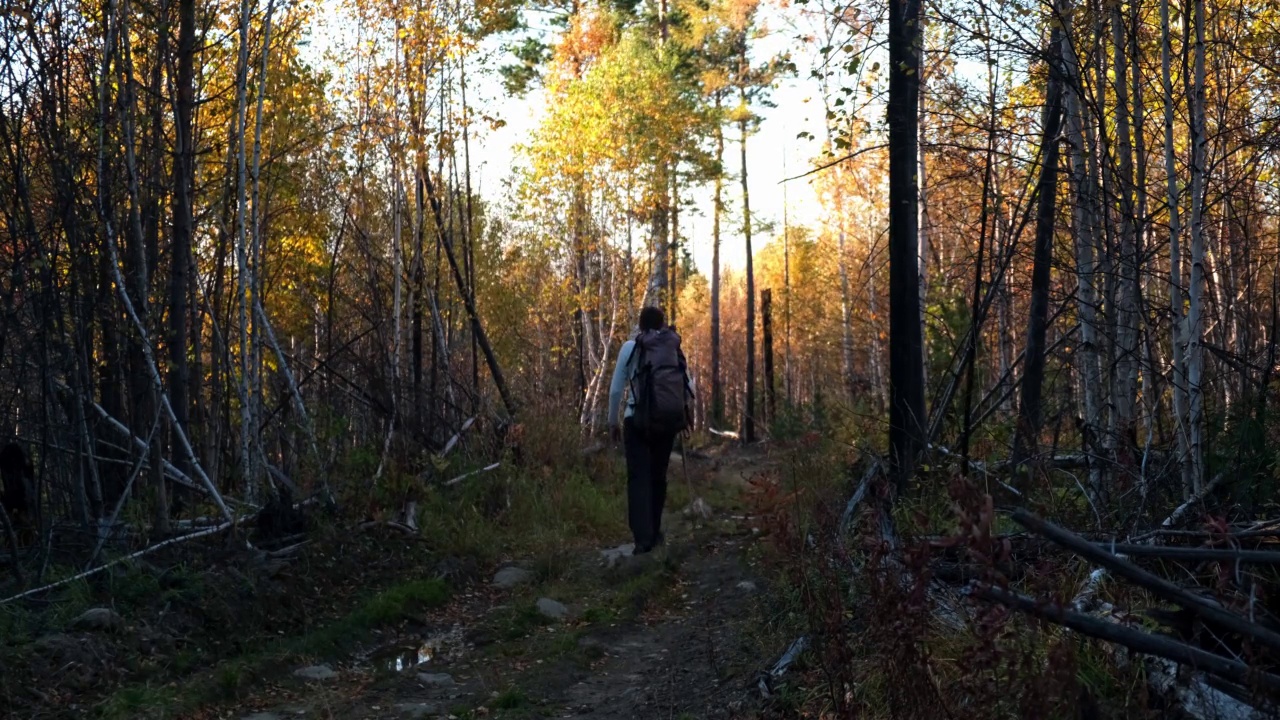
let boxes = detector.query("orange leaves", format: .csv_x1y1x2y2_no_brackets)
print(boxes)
547,7,619,86
723,0,761,33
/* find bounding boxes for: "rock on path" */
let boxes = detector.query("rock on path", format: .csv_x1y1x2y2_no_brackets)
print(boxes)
600,543,634,569
293,664,338,681
492,566,532,588
416,672,456,687
72,608,124,632
537,597,570,620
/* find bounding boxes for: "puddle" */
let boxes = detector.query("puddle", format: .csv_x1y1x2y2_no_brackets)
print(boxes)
366,624,467,674
382,642,434,672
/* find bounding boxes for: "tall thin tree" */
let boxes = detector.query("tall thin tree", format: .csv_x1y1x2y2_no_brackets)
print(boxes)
887,0,927,490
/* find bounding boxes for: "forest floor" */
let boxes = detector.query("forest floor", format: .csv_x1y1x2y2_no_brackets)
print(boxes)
1,442,795,720
227,518,770,720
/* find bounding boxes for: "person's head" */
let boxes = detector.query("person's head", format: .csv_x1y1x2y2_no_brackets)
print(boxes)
638,306,665,332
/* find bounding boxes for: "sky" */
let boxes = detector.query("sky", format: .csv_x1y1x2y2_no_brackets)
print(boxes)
306,1,836,274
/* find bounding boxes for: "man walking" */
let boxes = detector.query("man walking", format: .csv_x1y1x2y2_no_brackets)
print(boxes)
608,307,693,555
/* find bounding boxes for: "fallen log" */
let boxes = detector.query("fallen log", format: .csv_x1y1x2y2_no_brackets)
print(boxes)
758,636,808,698
444,462,501,487
838,460,878,535
1013,509,1280,655
970,583,1280,694
0,519,247,605
1094,544,1280,565
1154,472,1227,533
441,417,477,457
1128,527,1280,544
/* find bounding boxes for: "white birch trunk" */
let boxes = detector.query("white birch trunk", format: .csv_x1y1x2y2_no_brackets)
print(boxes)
1112,3,1140,445
1187,0,1208,493
376,16,405,483
1065,38,1105,499
249,0,277,487
1160,0,1192,499
838,213,855,403
233,0,256,502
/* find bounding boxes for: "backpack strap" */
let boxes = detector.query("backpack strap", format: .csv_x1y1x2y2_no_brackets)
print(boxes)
676,347,694,399
626,335,646,409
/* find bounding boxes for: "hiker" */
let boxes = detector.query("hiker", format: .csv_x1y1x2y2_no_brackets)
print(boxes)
607,306,694,555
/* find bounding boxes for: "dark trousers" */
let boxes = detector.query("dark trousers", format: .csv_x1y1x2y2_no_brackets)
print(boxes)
623,417,677,550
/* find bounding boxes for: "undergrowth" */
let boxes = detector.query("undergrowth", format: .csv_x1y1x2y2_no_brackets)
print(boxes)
3,408,641,719
750,406,1152,720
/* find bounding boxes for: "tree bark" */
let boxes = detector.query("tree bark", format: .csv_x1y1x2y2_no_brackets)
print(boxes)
887,0,927,491
422,162,516,417
711,98,724,426
838,190,855,404
1187,0,1208,493
762,288,775,427
1012,26,1065,468
644,172,669,310
232,0,257,500
1065,13,1105,498
168,0,197,529
960,25,998,475
670,172,679,324
1161,0,1193,498
740,112,757,443
1130,0,1154,441
1111,0,1140,448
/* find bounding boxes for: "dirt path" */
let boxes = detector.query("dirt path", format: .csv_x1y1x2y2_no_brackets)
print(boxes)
531,536,764,720
231,451,779,720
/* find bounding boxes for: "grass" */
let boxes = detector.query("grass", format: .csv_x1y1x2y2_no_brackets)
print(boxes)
99,684,181,719
491,602,555,643
493,686,530,709
416,461,628,566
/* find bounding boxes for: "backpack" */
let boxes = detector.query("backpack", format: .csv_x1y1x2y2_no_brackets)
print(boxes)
630,328,691,436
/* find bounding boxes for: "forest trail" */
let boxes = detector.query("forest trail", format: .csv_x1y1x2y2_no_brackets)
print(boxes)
228,447,778,720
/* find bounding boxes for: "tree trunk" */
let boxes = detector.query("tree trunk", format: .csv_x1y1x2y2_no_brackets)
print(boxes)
838,190,855,404
644,171,669,310
168,0,197,529
140,0,169,516
960,27,999,475
887,0,927,491
740,112,757,444
421,162,516,417
233,0,256,501
669,173,679,325
711,99,724,426
782,148,792,404
1066,33,1105,498
1187,0,1208,493
1111,0,1140,451
918,48,930,396
762,288,775,427
1161,0,1192,498
460,57,480,408
1130,0,1154,441
1012,26,1065,468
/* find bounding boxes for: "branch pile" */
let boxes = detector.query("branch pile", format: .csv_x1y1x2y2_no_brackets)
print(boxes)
762,454,1280,718
968,510,1280,718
